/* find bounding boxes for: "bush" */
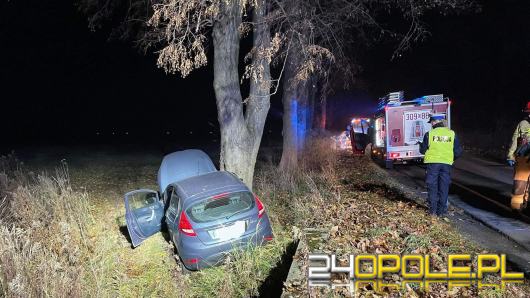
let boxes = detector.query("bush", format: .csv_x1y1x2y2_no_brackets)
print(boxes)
0,155,91,298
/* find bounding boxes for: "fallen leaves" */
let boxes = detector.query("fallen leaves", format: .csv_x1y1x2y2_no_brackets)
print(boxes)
282,152,530,297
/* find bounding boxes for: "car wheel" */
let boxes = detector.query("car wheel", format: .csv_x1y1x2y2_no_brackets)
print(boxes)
172,239,193,275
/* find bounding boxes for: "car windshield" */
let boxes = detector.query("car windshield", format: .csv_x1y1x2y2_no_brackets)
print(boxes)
186,191,254,223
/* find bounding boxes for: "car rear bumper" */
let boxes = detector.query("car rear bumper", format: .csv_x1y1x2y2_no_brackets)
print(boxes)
178,215,274,270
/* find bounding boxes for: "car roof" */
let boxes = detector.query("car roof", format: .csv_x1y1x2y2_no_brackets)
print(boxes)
157,149,217,192
173,171,248,204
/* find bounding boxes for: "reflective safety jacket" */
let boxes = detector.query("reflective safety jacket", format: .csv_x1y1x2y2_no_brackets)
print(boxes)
507,119,530,160
423,127,457,165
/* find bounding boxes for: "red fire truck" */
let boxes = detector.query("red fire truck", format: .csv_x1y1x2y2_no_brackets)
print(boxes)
371,92,451,168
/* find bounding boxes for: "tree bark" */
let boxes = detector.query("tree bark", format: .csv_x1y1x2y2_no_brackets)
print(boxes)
280,44,308,171
296,79,309,151
279,66,298,171
213,0,270,189
320,96,327,130
245,0,271,187
308,77,317,131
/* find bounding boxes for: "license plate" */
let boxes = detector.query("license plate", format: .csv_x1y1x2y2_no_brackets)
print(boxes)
209,221,246,241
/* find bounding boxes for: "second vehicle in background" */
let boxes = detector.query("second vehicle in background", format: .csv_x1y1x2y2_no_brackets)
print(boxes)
349,117,372,156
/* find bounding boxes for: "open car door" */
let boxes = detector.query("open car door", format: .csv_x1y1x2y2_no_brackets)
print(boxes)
124,189,164,247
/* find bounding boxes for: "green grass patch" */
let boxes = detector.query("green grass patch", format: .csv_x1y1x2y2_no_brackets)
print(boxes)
428,223,477,254
188,227,292,297
403,234,432,254
366,226,392,238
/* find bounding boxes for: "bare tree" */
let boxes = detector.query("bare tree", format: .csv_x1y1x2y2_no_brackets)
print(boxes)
272,0,477,171
77,0,476,179
147,0,278,188
79,0,277,188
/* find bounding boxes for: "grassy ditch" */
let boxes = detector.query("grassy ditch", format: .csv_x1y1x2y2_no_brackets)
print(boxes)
1,139,530,297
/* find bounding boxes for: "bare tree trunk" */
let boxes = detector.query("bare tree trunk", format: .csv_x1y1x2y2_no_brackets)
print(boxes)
308,77,317,131
320,96,327,130
296,80,309,150
245,0,271,187
279,66,298,170
213,0,270,189
312,81,327,131
279,0,315,170
280,45,307,171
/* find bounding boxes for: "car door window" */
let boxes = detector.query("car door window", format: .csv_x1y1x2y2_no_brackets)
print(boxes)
124,189,164,247
166,189,180,223
130,192,158,210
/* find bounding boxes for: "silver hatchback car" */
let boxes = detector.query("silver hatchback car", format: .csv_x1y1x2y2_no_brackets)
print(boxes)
124,149,274,271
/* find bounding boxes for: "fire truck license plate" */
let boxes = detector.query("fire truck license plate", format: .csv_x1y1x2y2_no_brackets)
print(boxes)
404,111,430,121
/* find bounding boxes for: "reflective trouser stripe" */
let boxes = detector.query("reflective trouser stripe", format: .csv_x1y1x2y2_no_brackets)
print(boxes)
512,156,530,209
514,156,530,180
511,194,525,210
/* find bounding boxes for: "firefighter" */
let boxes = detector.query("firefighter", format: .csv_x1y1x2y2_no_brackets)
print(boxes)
419,114,463,217
507,102,530,210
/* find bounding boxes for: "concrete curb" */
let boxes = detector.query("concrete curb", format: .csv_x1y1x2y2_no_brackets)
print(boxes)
449,195,530,252
281,228,329,297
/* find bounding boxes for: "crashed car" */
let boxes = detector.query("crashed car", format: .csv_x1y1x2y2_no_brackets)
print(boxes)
124,149,274,271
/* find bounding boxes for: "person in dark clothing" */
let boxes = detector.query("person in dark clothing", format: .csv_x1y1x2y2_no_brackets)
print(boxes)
419,114,463,217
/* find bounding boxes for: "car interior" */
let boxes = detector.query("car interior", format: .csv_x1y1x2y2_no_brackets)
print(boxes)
130,192,163,236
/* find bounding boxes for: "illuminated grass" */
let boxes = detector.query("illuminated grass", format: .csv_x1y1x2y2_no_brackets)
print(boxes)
67,152,293,297
4,146,529,298
188,226,291,297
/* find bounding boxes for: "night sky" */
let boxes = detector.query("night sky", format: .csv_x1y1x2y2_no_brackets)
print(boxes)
1,0,529,150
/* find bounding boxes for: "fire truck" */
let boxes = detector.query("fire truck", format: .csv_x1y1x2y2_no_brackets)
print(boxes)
371,92,451,169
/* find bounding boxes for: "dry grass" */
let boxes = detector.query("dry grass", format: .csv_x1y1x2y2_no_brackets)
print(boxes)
2,137,529,297
254,137,339,229
187,232,291,297
0,151,294,298
0,154,91,297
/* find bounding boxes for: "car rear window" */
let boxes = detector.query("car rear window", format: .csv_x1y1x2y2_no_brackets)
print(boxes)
186,191,255,223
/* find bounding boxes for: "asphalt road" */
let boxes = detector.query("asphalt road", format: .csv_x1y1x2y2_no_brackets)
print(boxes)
388,153,530,274
394,153,530,220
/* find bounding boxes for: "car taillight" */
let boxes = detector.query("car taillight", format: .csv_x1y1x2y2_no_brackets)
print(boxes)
264,235,274,241
254,195,265,218
184,258,199,264
178,211,197,236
